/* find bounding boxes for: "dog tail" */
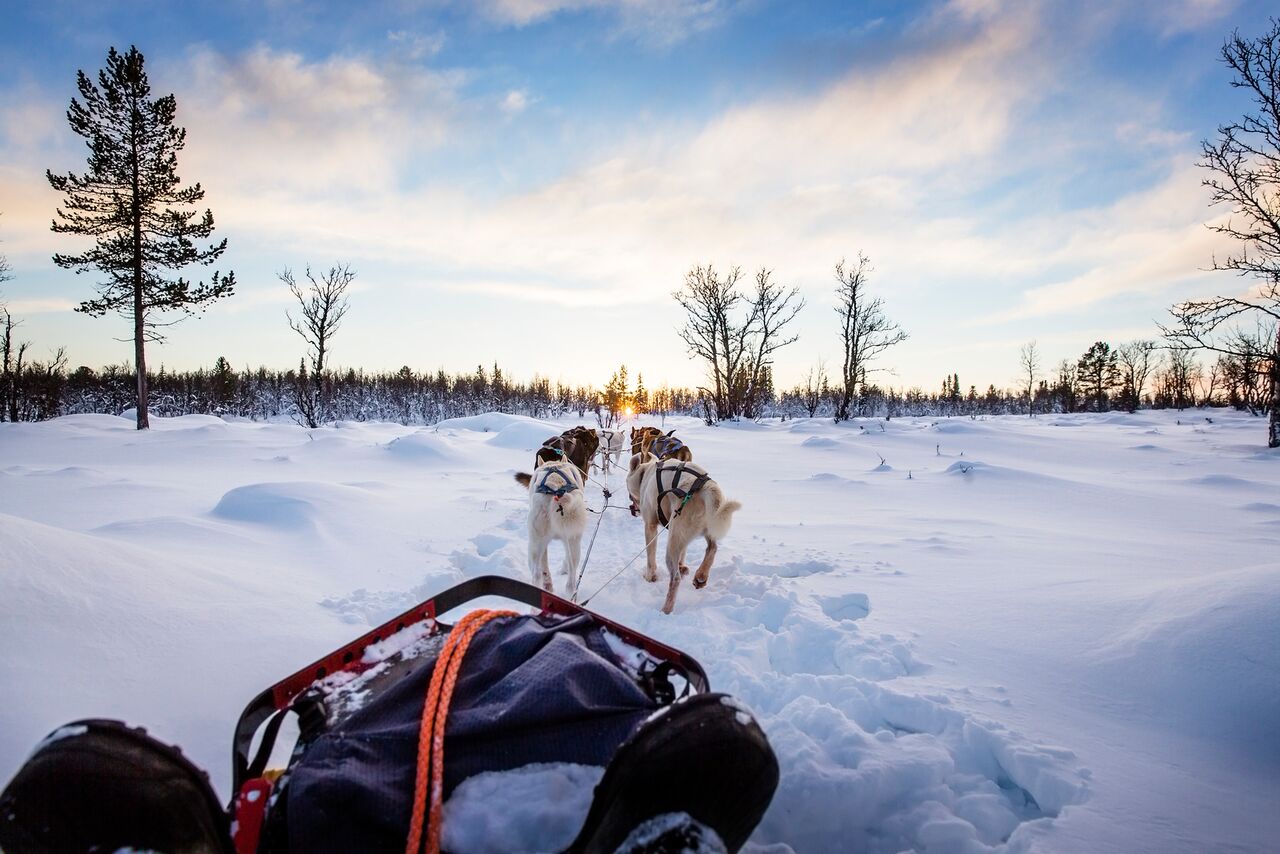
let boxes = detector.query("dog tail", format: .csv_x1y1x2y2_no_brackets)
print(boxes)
514,472,532,488
702,483,741,541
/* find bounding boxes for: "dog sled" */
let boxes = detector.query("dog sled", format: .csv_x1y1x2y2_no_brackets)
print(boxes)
0,575,778,854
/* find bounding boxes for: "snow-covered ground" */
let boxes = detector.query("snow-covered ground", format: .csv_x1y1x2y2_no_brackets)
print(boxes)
1,409,1277,852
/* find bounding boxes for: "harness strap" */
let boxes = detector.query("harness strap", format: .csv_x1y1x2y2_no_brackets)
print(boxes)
405,608,518,854
649,434,684,458
654,461,711,528
535,464,579,497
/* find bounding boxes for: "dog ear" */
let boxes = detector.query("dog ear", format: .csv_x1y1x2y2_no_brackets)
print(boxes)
666,429,676,436
629,453,642,473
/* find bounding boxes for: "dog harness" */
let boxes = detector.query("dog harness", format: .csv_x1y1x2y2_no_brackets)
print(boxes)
647,434,686,459
535,465,579,498
654,461,711,528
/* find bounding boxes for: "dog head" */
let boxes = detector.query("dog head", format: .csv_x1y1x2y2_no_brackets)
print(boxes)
534,462,581,510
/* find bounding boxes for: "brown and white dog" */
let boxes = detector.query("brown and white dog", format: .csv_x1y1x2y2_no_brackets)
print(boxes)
630,426,665,455
641,432,693,462
536,434,590,481
515,462,588,599
562,425,600,463
626,454,741,614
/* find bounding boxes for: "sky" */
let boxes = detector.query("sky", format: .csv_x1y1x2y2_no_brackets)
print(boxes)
0,0,1275,394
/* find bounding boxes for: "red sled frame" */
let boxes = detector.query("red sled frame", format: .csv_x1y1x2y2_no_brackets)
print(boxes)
230,574,710,795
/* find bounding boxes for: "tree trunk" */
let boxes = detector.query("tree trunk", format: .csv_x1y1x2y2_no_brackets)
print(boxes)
130,98,149,430
1270,328,1280,449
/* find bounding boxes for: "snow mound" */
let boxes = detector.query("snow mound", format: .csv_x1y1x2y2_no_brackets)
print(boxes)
1087,564,1280,761
442,762,603,853
931,421,991,434
434,412,555,434
1187,474,1260,489
384,430,459,463
805,472,865,486
801,436,840,449
210,482,370,531
946,460,989,475
118,410,227,429
46,413,135,429
787,421,830,434
488,420,560,450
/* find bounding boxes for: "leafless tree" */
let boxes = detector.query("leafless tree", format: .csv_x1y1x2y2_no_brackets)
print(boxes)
742,268,804,418
1164,22,1280,446
833,254,907,421
802,359,828,418
1115,340,1160,413
1,308,22,422
1158,349,1200,410
673,264,803,420
283,264,354,428
1216,323,1275,411
1018,341,1040,416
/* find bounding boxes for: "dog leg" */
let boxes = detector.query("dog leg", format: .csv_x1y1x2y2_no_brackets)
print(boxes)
529,537,553,593
565,535,582,599
643,519,660,583
662,528,691,614
693,538,718,589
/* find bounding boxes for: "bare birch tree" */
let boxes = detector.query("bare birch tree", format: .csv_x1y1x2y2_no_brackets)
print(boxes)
1018,341,1040,416
1116,340,1160,413
673,264,803,420
283,264,354,428
833,254,907,421
1163,22,1280,446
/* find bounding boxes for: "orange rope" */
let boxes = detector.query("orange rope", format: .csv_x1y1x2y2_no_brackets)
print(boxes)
405,608,517,854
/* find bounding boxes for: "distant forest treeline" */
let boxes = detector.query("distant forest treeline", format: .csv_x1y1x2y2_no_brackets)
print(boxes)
0,343,1269,425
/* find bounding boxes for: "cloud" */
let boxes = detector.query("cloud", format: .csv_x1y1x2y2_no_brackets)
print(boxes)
175,45,464,196
501,89,529,114
474,0,739,45
978,163,1232,323
2,298,77,315
387,29,447,60
436,278,653,307
1153,0,1239,37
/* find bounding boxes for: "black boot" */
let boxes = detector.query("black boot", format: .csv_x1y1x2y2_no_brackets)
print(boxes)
567,692,779,854
0,719,232,854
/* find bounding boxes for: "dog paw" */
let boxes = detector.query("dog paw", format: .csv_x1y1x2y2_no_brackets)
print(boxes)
692,574,708,589
679,563,690,576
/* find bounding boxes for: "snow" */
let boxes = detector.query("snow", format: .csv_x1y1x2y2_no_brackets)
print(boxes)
2,409,1279,852
441,762,603,853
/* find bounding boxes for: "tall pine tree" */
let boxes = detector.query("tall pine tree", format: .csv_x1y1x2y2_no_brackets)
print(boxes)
48,46,234,429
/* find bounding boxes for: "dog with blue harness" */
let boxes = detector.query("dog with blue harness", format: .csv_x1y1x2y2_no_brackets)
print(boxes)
514,461,588,599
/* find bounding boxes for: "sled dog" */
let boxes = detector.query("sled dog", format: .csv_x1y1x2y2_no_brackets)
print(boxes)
630,426,665,455
536,435,591,480
641,432,693,462
598,428,627,474
626,454,741,614
515,461,588,599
